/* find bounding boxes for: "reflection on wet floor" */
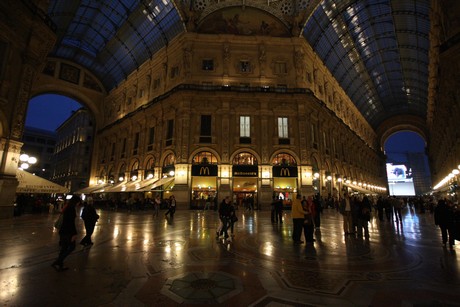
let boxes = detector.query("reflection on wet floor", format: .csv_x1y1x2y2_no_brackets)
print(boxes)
0,207,459,306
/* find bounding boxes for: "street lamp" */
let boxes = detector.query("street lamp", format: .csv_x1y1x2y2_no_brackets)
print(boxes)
19,153,37,170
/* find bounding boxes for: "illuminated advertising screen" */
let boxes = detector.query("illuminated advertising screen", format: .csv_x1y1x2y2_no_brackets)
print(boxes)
386,163,415,196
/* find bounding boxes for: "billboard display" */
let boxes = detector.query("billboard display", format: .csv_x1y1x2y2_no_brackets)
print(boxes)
386,163,415,196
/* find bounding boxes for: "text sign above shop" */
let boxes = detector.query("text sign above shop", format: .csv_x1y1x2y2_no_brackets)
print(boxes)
272,166,298,177
192,164,218,176
233,165,258,177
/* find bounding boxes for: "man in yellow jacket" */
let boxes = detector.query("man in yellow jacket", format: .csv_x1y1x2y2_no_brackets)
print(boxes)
291,194,309,244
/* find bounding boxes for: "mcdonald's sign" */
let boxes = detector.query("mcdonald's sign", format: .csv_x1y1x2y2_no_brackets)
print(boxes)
192,164,218,176
273,166,297,177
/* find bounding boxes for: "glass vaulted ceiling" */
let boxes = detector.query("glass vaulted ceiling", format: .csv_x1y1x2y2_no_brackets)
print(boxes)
47,0,184,90
303,0,430,129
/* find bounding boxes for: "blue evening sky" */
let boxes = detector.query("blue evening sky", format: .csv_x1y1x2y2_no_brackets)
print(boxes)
26,94,82,131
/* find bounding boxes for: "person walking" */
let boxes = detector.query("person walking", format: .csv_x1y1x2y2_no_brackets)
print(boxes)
164,195,176,218
153,195,161,217
340,192,354,235
434,199,455,249
79,201,99,247
218,196,233,241
275,196,283,224
303,195,316,243
357,196,372,238
52,195,80,272
291,194,308,244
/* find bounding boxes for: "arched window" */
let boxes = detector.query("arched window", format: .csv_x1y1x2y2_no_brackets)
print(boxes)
144,158,155,179
272,153,297,166
233,152,257,165
192,151,217,164
163,153,176,167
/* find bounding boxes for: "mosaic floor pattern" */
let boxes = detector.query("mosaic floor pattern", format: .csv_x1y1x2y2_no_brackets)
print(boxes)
0,206,459,306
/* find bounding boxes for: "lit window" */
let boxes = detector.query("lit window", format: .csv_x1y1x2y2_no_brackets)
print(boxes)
240,116,250,137
278,117,288,138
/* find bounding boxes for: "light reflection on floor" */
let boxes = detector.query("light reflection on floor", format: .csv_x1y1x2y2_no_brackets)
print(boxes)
0,207,458,306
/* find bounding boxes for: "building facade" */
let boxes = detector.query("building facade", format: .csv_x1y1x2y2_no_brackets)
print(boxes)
21,127,56,179
90,34,387,208
52,108,94,193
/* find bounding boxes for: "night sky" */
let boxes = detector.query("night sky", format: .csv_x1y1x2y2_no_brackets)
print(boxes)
26,94,81,131
26,94,426,156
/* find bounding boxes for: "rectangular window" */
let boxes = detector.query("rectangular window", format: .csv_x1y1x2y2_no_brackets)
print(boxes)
147,127,155,151
311,124,317,149
121,138,126,158
166,119,174,146
153,78,161,89
200,115,212,143
133,132,139,155
170,66,179,78
202,59,214,71
274,62,287,74
240,116,250,137
278,117,288,138
111,143,115,161
139,89,145,98
133,132,139,149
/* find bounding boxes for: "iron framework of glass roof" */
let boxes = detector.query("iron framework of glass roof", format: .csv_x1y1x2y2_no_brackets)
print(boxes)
46,0,430,131
47,0,184,90
303,0,430,129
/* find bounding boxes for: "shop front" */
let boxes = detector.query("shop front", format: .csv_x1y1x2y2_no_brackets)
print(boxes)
232,163,258,210
191,164,217,209
272,165,298,209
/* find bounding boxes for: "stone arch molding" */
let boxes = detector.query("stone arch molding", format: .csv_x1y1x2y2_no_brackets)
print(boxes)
30,58,107,128
376,115,428,152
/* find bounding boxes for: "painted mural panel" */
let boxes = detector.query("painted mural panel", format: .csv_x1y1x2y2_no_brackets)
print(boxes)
197,7,290,37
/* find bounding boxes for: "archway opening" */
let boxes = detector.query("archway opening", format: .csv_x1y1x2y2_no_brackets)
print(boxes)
384,131,431,196
24,94,93,193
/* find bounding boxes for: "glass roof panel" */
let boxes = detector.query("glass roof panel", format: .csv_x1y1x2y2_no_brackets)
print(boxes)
303,0,430,129
47,0,185,91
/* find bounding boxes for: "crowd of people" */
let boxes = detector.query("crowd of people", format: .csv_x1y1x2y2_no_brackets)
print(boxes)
47,191,460,272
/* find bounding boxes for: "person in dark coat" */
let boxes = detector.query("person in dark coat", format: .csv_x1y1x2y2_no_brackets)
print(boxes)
164,195,176,218
79,201,100,246
434,199,455,249
357,196,372,238
52,195,81,271
218,196,233,240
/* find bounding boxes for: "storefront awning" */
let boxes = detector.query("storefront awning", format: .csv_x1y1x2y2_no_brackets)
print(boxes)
16,169,69,194
343,182,376,195
138,176,174,192
75,183,110,194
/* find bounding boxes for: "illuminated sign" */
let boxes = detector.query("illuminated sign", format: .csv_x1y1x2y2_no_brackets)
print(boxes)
272,166,297,177
192,164,217,176
232,165,258,177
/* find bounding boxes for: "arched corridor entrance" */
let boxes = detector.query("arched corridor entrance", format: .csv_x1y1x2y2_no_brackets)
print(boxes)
384,131,431,196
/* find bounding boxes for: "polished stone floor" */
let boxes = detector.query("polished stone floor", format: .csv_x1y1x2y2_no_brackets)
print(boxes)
0,206,459,307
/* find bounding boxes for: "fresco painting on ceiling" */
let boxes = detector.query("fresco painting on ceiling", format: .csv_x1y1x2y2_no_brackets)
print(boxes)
197,7,290,37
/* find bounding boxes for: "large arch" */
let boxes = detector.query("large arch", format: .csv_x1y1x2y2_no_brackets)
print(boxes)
376,115,428,152
30,59,107,127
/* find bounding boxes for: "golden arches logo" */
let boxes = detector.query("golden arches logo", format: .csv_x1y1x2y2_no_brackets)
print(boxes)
199,167,210,175
280,168,290,177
